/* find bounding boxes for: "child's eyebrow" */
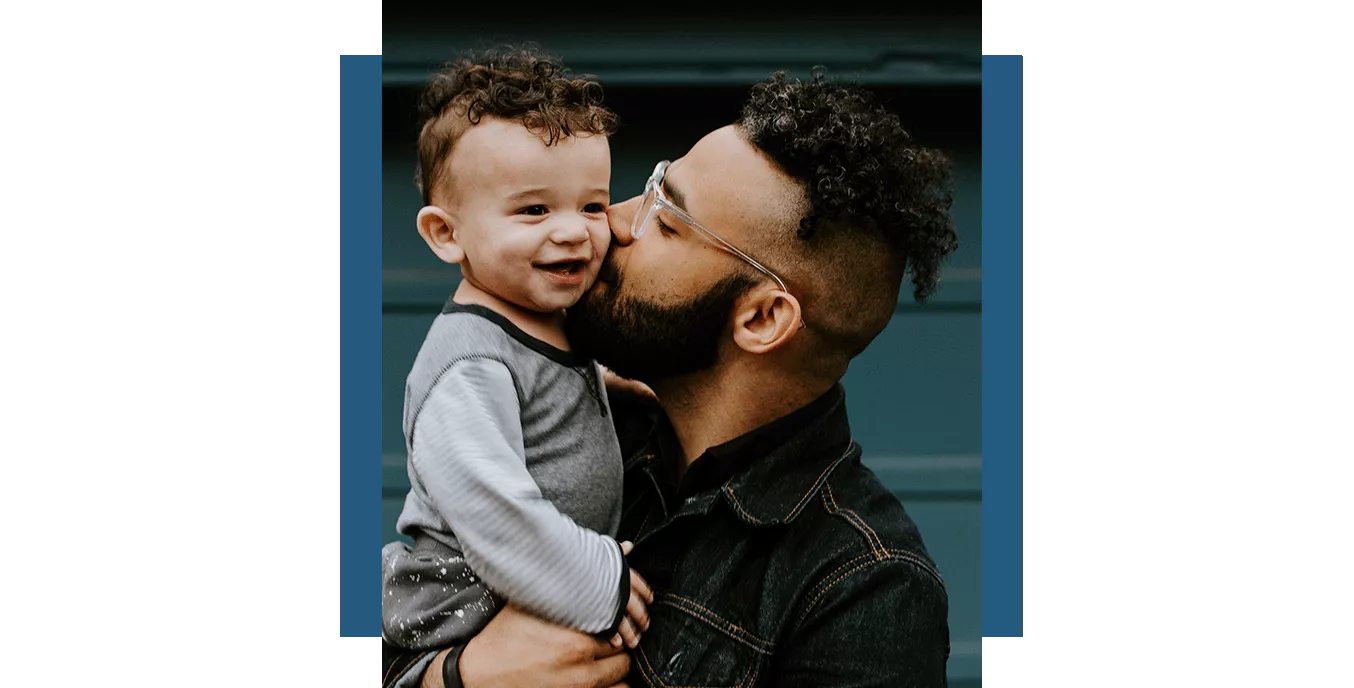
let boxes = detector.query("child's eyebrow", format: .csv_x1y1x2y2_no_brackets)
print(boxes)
503,186,609,203
504,187,549,202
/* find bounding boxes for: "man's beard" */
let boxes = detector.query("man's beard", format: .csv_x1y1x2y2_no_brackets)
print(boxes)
565,260,755,384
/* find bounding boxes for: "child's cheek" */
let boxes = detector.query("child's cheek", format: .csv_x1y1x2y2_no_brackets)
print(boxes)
594,222,612,255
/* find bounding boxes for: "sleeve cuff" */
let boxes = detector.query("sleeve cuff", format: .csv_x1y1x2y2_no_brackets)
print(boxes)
598,538,630,638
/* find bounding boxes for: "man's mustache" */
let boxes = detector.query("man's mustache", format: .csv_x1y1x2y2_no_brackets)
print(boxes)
596,256,622,286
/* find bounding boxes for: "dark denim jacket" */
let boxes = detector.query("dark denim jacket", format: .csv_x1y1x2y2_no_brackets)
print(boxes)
613,384,950,687
382,384,949,687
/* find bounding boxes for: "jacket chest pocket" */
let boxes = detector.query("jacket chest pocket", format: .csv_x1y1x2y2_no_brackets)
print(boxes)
633,593,774,688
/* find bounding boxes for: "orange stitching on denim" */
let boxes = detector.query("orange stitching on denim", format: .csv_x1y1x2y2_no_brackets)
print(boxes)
733,658,758,688
880,548,946,590
740,656,760,688
879,548,945,585
381,652,426,688
852,514,885,558
381,650,400,688
633,641,741,688
790,547,877,628
636,508,653,542
817,484,882,557
634,644,669,688
789,551,878,631
809,551,875,599
652,598,774,652
722,485,762,524
782,459,836,518
815,479,945,589
660,590,779,650
822,481,885,559
660,595,722,628
794,558,880,630
723,442,855,524
793,550,947,630
782,442,855,521
799,551,872,610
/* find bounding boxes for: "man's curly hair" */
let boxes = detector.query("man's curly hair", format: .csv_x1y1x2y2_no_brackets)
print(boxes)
738,69,958,302
415,45,619,206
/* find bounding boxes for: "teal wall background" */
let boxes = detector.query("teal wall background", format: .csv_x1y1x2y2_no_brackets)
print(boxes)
380,8,981,686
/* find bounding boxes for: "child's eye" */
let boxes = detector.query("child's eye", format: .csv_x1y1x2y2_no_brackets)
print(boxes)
582,203,606,213
517,205,548,216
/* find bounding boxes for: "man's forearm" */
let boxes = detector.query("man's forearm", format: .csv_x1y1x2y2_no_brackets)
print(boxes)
407,605,631,688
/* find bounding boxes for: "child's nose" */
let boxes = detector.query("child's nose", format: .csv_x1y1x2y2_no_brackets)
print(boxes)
549,216,591,245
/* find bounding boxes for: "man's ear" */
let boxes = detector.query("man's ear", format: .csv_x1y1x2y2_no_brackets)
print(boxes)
416,206,465,264
731,288,803,354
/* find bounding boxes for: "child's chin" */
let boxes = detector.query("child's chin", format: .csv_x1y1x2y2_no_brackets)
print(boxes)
533,293,581,313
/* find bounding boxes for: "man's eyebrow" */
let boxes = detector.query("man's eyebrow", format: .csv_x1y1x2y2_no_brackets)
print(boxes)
663,177,689,212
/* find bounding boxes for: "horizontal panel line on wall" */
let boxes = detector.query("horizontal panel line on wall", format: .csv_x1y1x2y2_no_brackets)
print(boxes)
946,641,981,679
382,35,979,87
382,453,980,498
382,302,980,316
383,62,980,88
380,268,980,313
869,454,981,493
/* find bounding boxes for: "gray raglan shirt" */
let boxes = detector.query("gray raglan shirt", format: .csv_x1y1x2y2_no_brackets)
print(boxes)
395,301,626,633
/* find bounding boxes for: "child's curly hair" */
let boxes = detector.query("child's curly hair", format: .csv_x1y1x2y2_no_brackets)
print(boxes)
415,44,619,205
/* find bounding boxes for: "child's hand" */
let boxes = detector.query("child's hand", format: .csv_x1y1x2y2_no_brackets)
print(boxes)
600,365,659,405
610,540,653,649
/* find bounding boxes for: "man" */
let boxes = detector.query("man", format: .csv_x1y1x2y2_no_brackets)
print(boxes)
384,68,959,688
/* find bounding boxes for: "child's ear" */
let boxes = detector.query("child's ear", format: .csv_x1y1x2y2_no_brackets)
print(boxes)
416,206,465,264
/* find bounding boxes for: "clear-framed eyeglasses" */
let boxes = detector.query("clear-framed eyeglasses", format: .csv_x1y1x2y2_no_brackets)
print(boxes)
631,160,805,329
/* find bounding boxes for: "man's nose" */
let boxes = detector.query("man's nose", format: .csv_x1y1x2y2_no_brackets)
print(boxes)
606,195,641,246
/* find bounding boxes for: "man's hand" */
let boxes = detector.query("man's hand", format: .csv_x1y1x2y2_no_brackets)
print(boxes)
423,604,630,688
